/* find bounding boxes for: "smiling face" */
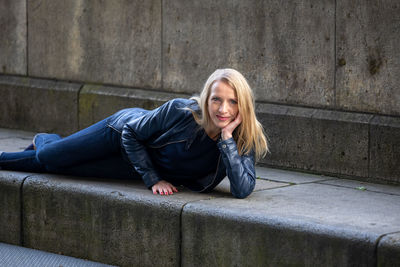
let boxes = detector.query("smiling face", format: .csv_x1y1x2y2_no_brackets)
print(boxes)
206,80,239,136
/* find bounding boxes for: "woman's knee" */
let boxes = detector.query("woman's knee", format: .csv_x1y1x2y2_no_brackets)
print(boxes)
36,147,63,168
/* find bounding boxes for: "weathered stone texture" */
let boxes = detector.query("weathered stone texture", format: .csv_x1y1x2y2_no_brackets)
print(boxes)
369,116,400,183
22,175,211,267
0,76,80,135
163,0,335,108
0,171,31,245
79,85,188,129
377,232,400,267
28,0,161,88
336,0,400,116
0,0,26,75
258,103,371,178
182,183,400,266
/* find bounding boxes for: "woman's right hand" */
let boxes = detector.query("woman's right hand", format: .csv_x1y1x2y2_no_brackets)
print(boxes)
152,180,178,195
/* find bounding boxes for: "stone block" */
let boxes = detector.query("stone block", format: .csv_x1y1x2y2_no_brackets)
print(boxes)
0,0,26,75
257,103,371,178
79,85,189,129
369,115,400,183
377,232,400,267
0,76,81,135
28,0,161,88
0,242,115,267
336,0,400,116
22,175,211,267
0,171,31,245
182,183,400,266
163,0,335,108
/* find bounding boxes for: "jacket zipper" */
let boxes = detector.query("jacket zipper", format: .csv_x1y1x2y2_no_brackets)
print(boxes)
198,154,222,192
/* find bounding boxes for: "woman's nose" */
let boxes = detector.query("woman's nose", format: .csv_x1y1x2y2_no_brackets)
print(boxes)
219,102,228,113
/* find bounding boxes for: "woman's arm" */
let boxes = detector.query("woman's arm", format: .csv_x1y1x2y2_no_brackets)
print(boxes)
121,99,185,192
219,113,256,198
218,138,256,198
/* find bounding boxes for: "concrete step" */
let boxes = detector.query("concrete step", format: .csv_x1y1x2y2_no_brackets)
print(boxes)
1,128,400,266
0,242,115,267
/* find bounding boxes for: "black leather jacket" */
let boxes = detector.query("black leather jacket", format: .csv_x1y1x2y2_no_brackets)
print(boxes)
107,98,256,198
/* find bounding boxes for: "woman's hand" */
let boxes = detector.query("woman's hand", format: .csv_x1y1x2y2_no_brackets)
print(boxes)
221,113,242,140
152,180,178,195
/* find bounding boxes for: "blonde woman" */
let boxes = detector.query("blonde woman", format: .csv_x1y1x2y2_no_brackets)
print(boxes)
0,69,268,198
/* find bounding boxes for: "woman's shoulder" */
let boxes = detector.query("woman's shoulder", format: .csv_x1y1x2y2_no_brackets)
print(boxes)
168,98,198,109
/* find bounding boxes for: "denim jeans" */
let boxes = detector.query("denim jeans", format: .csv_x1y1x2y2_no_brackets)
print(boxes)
0,118,140,180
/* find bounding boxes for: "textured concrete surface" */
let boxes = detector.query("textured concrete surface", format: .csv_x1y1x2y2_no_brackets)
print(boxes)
336,0,400,116
0,171,31,245
79,85,188,129
258,102,371,178
369,115,400,183
0,128,34,152
28,0,161,88
22,175,213,267
182,183,400,266
1,128,400,265
0,76,81,135
0,0,26,75
319,179,400,196
256,167,337,184
163,0,335,108
0,242,115,267
377,232,400,267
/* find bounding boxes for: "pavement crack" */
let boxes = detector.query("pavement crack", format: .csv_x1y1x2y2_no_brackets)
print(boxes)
20,174,35,246
315,181,400,196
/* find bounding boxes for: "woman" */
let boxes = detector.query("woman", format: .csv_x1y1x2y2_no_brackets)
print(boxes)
0,68,268,198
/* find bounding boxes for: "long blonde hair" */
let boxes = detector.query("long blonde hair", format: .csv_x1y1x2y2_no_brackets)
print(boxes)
190,68,268,160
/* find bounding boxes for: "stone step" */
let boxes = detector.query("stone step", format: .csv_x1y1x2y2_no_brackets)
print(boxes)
0,242,115,267
1,128,400,266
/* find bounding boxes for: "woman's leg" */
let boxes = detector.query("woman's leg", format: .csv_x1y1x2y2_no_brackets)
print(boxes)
49,155,141,180
35,119,121,169
0,150,46,172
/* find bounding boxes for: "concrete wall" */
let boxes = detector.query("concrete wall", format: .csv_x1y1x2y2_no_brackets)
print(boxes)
0,0,399,183
2,0,399,116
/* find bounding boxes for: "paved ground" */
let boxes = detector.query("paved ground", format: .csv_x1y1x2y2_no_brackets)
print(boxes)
1,127,400,266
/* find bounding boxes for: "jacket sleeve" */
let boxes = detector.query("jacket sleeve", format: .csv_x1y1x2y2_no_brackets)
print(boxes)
121,99,184,188
217,137,256,198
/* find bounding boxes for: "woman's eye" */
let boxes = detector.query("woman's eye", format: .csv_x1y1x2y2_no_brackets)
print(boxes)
230,99,238,105
212,97,221,102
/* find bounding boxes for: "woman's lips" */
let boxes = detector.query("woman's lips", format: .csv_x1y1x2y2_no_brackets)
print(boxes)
216,115,229,121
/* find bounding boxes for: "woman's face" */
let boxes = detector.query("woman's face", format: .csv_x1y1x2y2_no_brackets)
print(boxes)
207,80,239,133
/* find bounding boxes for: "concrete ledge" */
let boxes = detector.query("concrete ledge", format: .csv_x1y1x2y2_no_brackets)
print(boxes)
22,174,213,266
181,183,400,266
257,102,400,184
0,75,81,135
258,103,371,178
370,115,400,183
79,84,189,129
0,162,400,266
377,232,400,267
0,242,114,267
0,171,31,245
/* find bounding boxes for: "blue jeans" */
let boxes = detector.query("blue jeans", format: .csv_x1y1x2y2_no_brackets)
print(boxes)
0,119,140,180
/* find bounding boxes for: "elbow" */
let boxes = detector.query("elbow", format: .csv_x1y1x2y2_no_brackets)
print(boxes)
231,182,255,199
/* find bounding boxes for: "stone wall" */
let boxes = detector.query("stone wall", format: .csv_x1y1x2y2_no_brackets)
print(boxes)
0,0,399,183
